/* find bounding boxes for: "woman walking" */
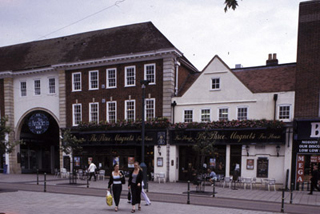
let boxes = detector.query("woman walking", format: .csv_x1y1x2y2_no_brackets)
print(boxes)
128,162,143,213
108,164,125,212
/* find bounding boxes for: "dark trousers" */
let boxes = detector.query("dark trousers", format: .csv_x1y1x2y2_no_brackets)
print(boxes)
310,181,320,194
131,183,141,205
88,172,96,181
112,184,122,206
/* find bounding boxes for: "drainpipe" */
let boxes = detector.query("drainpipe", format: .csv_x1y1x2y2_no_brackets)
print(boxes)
174,60,181,96
273,94,278,120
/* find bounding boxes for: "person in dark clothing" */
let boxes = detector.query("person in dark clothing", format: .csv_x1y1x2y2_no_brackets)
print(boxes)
108,164,125,212
128,161,143,213
308,164,320,195
232,164,240,190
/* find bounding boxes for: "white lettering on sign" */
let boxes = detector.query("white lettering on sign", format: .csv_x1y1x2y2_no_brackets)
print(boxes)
310,122,320,137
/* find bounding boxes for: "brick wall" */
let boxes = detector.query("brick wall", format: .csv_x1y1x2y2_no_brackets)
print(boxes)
295,1,320,118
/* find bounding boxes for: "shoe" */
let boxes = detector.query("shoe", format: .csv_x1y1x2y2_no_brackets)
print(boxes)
145,203,151,206
115,207,118,212
138,206,141,211
131,209,135,213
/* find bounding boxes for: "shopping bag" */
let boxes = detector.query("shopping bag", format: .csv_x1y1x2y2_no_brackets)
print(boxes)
106,190,113,206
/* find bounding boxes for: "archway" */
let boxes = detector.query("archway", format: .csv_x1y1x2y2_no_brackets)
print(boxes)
19,110,60,174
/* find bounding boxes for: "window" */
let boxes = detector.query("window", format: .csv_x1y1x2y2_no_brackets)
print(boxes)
107,68,117,88
144,64,156,84
125,66,135,87
219,108,228,121
89,102,99,123
184,110,193,123
20,81,27,96
49,78,55,94
34,80,41,95
201,109,211,122
72,104,82,126
125,100,135,120
145,98,155,120
89,70,99,90
237,107,248,120
107,101,117,123
72,72,81,91
279,105,290,120
211,78,220,90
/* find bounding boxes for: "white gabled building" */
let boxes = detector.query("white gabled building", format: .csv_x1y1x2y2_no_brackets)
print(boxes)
170,55,295,187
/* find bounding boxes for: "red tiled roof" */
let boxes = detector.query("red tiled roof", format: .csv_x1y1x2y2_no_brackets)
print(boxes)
232,63,296,93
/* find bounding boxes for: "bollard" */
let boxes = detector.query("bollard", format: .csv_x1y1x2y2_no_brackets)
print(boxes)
212,179,215,197
187,180,190,204
37,169,39,185
281,188,285,213
44,173,47,192
290,183,293,204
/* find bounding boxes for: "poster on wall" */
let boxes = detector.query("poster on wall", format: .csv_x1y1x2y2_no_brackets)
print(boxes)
246,159,254,170
74,157,80,167
157,157,163,167
128,157,135,168
113,156,119,166
256,158,268,178
209,158,216,168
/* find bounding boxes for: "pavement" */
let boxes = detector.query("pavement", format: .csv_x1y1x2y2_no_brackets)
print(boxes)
0,174,319,214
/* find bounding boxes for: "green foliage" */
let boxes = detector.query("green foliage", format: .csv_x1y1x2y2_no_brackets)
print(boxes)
60,129,84,154
224,0,239,12
0,117,22,154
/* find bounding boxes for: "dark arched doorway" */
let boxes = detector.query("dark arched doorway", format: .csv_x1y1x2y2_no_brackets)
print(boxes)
19,111,60,174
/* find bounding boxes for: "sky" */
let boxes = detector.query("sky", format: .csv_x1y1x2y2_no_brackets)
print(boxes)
0,0,303,70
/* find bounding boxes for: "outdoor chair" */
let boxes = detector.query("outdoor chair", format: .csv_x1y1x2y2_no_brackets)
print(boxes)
98,170,105,180
223,176,232,188
77,169,84,180
60,168,69,178
156,172,166,183
54,168,60,178
243,177,253,190
268,179,276,191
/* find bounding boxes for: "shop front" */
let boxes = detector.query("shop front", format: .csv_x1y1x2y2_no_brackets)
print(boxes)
69,129,166,177
170,127,287,182
293,119,320,190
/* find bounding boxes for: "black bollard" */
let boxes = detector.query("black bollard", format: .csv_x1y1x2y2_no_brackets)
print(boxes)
212,179,215,197
187,180,190,204
281,188,285,213
290,183,293,204
44,173,47,192
37,169,39,185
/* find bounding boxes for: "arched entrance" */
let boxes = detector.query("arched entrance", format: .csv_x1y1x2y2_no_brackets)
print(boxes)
19,110,60,174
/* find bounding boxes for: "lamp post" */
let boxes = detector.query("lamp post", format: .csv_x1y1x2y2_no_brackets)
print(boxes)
141,80,150,190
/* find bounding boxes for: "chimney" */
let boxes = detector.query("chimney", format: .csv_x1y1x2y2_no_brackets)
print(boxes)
266,53,278,66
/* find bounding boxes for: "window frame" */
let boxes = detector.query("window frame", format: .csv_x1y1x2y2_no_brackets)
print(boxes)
106,68,117,89
89,70,99,90
145,98,155,120
72,103,82,126
34,79,41,96
201,108,211,122
125,66,136,87
48,77,56,94
144,63,156,85
278,105,291,121
218,107,228,121
106,101,117,123
89,102,99,123
237,107,248,121
184,109,193,123
20,81,27,97
210,77,221,91
72,72,82,92
125,100,136,121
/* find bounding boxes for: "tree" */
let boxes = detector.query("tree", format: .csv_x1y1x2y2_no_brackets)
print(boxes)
224,0,239,12
192,129,217,175
0,117,21,154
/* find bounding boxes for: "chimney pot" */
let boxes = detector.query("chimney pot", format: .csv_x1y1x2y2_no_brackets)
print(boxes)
266,53,278,66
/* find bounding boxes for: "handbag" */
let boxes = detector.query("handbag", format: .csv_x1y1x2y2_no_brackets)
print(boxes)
120,171,126,184
106,190,113,206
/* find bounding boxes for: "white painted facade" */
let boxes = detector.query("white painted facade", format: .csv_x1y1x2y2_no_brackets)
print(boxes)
170,56,294,185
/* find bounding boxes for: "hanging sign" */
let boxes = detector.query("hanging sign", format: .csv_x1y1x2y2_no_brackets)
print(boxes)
28,113,49,134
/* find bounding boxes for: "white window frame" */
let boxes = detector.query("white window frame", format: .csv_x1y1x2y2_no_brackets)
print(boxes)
218,107,228,121
34,79,41,95
210,77,221,90
107,101,117,123
89,70,99,90
89,102,99,123
72,72,82,92
278,104,291,121
125,66,136,87
72,103,82,126
20,81,27,97
237,106,248,121
106,68,117,89
144,63,156,85
201,108,211,122
145,98,155,120
184,109,193,123
48,77,56,94
125,100,136,121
